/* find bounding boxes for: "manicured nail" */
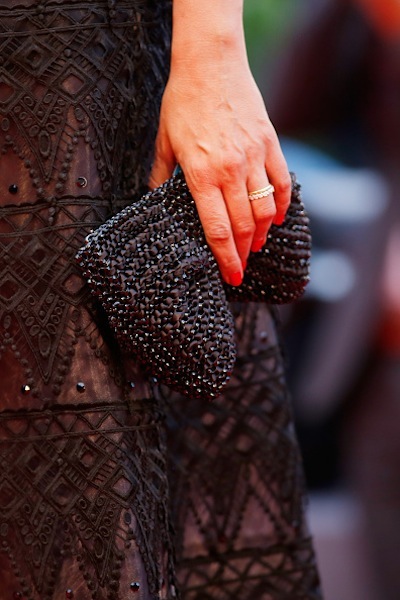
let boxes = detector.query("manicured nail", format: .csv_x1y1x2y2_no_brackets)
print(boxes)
230,271,243,286
251,239,265,253
242,259,247,271
273,213,285,226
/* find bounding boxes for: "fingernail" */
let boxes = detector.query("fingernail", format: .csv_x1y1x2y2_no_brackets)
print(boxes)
242,259,247,271
273,214,285,226
230,271,243,286
251,239,265,253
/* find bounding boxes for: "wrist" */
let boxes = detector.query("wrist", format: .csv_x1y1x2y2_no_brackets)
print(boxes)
171,1,247,71
171,34,246,71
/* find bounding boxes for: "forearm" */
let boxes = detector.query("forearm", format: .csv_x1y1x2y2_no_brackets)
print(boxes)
171,0,248,70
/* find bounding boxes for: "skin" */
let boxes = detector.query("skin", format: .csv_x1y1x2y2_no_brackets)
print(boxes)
149,0,291,286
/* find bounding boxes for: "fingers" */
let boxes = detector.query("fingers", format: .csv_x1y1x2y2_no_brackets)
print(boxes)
264,128,292,225
246,129,291,253
247,169,276,253
221,176,255,270
149,111,291,284
185,173,243,286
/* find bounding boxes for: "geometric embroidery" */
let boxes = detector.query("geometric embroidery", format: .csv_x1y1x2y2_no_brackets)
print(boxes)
0,199,126,400
0,0,171,201
0,1,322,598
0,401,176,599
0,0,172,404
164,304,323,599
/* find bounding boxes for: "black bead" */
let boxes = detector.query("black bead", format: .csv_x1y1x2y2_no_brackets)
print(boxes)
76,176,87,188
66,590,74,599
9,184,18,194
76,382,86,393
130,582,140,592
21,384,31,395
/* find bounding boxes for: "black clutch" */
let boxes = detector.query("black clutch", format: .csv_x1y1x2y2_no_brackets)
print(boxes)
76,170,311,399
224,173,311,303
76,174,237,400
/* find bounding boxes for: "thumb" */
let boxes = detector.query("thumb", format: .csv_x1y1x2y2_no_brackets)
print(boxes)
148,130,176,189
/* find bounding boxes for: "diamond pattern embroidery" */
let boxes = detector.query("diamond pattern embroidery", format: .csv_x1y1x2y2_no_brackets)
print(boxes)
0,402,174,599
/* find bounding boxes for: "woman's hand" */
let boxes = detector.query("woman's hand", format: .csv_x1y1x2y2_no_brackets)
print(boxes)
149,0,291,286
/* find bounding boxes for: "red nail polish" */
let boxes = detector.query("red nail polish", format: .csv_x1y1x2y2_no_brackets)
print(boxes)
242,260,247,271
251,240,265,253
230,271,243,286
274,214,285,226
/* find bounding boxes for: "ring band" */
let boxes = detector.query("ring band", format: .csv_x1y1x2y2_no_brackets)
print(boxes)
248,184,275,201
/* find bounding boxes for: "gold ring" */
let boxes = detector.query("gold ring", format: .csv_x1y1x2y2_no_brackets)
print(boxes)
248,184,275,201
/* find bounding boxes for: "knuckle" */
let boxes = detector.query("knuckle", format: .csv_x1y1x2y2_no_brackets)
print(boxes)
235,221,256,239
262,125,277,146
274,174,292,199
257,202,277,221
186,164,213,189
221,154,245,178
206,222,231,245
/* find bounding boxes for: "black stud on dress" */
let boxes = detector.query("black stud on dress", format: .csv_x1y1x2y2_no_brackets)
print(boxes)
9,184,18,194
130,582,140,592
21,384,31,395
76,382,86,393
76,176,88,188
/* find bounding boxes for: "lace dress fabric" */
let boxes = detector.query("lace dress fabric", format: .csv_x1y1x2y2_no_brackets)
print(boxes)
162,305,322,599
0,0,322,598
0,1,176,598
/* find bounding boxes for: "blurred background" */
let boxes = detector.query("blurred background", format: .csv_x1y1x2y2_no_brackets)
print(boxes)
244,1,400,599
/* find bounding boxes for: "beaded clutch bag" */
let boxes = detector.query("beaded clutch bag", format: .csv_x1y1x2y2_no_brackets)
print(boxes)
76,175,237,400
224,173,311,303
76,171,310,399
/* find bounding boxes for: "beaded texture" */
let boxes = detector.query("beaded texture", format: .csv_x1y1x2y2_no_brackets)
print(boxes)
76,172,311,398
225,173,312,303
0,0,322,597
76,173,237,400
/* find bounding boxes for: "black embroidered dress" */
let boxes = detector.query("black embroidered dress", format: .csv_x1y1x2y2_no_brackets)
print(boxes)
0,1,322,598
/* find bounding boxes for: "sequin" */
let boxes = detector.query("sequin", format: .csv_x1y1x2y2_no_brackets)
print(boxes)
8,184,18,194
21,384,31,395
76,382,85,393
